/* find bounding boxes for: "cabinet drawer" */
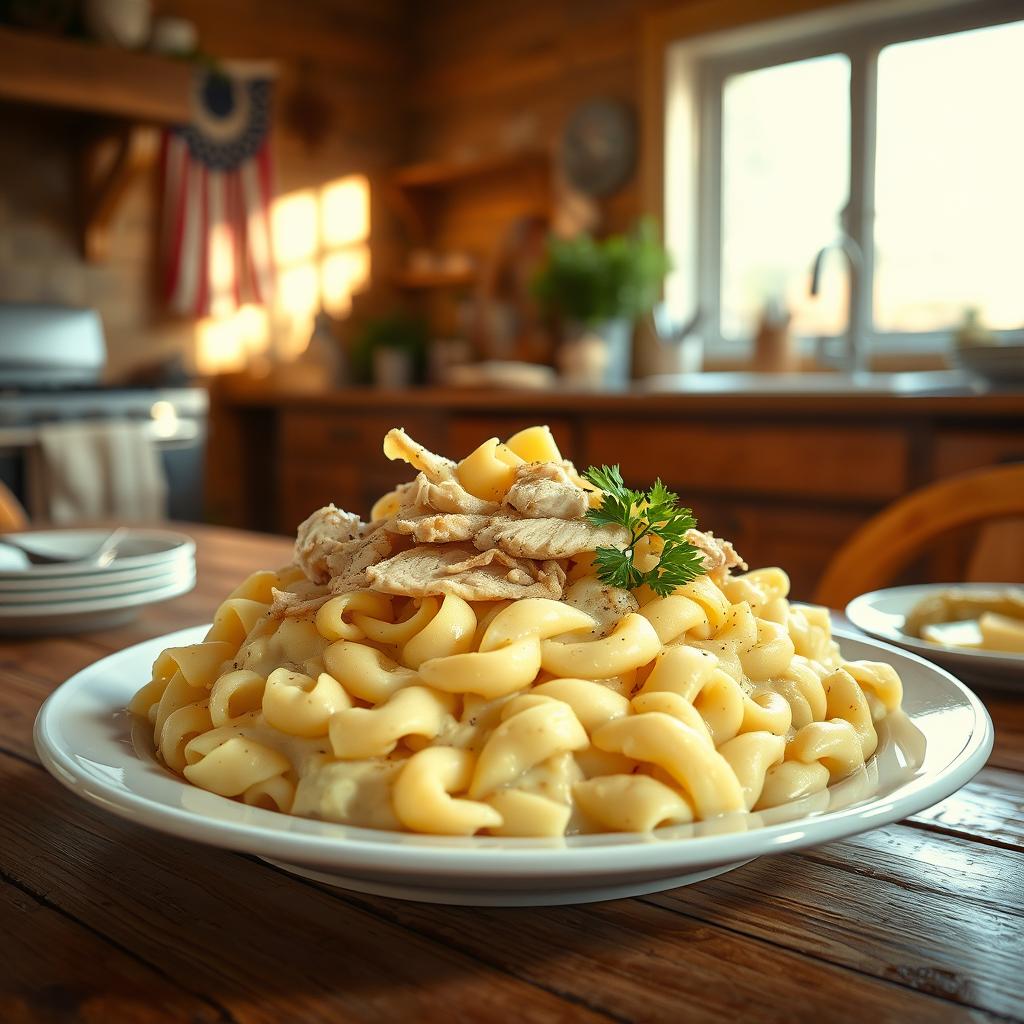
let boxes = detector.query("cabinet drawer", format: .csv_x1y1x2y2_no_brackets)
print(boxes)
716,502,869,602
277,464,361,535
584,421,908,501
447,416,575,463
280,411,444,464
933,430,1024,478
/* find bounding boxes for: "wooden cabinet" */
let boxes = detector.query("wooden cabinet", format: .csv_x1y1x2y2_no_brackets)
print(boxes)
716,502,868,601
276,410,445,529
584,421,908,501
933,429,1024,477
212,387,1024,596
278,463,360,537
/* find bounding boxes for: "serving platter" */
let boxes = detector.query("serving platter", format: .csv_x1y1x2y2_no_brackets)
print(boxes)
34,625,992,905
847,583,1024,691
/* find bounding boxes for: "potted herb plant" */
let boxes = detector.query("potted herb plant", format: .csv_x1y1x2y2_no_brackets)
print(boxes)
351,315,428,389
532,218,671,387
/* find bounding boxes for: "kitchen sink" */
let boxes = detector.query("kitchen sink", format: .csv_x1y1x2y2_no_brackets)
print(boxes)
639,370,977,396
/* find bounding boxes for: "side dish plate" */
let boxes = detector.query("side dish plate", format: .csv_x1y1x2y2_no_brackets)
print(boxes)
34,625,992,906
846,583,1024,691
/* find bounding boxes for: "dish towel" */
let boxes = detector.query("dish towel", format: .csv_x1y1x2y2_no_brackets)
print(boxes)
27,420,168,524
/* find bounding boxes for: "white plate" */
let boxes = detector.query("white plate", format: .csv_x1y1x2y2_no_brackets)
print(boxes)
0,571,195,634
0,552,194,594
0,529,195,580
846,583,1024,690
34,625,992,905
0,564,195,605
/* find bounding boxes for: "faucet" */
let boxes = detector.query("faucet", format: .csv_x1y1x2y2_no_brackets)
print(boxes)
809,232,867,374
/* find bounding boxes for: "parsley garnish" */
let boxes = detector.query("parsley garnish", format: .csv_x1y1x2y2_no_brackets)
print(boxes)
584,465,706,597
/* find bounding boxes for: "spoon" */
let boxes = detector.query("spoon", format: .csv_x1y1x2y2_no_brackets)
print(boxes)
0,527,129,568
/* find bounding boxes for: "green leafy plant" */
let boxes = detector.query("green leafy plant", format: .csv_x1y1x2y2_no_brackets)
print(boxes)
350,314,428,385
584,465,705,596
532,218,672,326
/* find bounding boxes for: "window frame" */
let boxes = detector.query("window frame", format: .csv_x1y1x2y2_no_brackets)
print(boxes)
669,0,1024,356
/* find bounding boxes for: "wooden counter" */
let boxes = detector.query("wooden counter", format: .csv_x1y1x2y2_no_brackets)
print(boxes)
207,381,1024,600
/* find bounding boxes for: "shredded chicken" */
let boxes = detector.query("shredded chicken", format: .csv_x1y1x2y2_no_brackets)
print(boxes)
474,516,629,561
279,428,746,616
294,505,363,584
503,461,589,520
365,544,566,601
326,526,395,593
409,474,499,516
391,513,489,544
686,529,747,582
269,587,332,619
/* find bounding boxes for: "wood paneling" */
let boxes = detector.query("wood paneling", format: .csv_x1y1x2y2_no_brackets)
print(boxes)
405,0,656,255
584,421,908,501
277,409,446,526
933,429,1024,477
280,410,444,463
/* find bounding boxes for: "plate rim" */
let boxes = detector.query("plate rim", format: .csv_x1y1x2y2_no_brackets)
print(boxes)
0,528,196,580
33,623,994,880
846,582,1024,668
0,566,196,606
0,554,194,593
3,572,195,617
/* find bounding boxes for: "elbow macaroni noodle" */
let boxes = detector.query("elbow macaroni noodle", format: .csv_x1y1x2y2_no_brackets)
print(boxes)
131,425,905,836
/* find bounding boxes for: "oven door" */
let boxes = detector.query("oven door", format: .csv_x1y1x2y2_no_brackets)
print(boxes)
0,407,207,523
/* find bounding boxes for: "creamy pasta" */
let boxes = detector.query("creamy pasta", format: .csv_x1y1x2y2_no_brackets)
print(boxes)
131,425,905,837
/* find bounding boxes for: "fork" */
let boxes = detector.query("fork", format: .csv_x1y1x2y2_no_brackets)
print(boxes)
0,527,128,568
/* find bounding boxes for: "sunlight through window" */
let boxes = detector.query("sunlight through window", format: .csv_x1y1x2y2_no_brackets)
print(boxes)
196,174,371,372
874,21,1024,332
195,304,270,375
720,54,850,341
321,177,371,249
271,190,319,265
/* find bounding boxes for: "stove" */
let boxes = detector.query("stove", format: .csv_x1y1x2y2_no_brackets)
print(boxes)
0,304,208,522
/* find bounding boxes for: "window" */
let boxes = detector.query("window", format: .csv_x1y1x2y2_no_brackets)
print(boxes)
665,1,1024,353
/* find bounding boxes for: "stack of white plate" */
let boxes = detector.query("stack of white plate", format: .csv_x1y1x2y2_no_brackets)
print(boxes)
0,529,196,635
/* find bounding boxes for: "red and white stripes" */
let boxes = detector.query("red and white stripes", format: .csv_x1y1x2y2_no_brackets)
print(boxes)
160,129,274,318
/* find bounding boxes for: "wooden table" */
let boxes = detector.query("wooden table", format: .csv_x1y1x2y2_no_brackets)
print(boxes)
2,524,1022,1023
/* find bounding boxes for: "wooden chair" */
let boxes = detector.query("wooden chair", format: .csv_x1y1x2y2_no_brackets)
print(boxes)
814,463,1024,609
0,481,28,532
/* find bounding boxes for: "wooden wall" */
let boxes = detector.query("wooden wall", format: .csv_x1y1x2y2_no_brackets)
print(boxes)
0,0,409,380
406,0,660,249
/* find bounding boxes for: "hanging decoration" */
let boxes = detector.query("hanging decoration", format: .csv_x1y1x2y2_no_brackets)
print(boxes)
161,66,275,317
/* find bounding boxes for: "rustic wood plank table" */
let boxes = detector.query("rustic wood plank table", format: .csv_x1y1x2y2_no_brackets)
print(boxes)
2,524,1022,1024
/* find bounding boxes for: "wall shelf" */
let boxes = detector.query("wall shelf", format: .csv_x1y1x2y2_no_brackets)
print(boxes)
391,148,550,190
0,27,194,262
0,27,192,123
